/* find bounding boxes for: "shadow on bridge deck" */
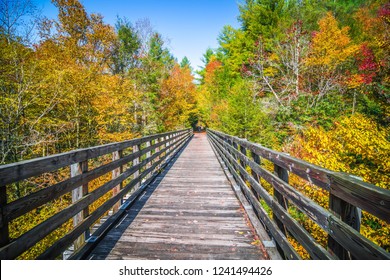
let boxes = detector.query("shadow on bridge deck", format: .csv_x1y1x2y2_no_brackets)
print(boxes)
87,133,268,260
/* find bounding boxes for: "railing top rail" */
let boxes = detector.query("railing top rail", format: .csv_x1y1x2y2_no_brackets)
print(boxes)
207,129,390,260
0,129,190,186
207,129,390,224
0,129,193,259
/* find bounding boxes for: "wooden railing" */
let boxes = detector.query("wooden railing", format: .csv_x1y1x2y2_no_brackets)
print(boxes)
207,129,390,260
0,129,193,259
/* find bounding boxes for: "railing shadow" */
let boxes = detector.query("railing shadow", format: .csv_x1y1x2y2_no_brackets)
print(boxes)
87,138,191,260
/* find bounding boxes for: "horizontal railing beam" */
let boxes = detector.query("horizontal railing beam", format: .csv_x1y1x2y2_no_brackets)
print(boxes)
0,129,189,186
207,129,390,260
209,131,333,259
37,133,191,260
0,129,192,259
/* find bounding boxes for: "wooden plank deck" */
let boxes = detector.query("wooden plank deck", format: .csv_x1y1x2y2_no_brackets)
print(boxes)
87,132,267,260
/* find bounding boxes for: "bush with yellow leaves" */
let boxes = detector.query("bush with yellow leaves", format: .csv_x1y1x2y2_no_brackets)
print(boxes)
285,113,390,255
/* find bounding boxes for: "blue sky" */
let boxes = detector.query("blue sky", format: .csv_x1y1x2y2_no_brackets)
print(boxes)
35,0,241,71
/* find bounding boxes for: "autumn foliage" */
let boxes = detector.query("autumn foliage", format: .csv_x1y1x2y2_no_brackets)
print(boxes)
1,0,196,258
197,0,390,257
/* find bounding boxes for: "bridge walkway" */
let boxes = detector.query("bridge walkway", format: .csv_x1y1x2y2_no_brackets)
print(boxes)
87,133,267,260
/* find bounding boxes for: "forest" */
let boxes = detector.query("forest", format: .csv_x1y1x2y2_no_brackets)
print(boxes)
0,0,389,258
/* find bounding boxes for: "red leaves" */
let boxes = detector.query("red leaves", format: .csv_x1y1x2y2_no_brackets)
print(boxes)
356,43,378,85
378,3,390,23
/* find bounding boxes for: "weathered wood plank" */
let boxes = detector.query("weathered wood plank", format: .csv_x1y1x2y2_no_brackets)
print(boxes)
328,191,361,259
273,163,289,258
209,131,330,230
69,135,192,260
208,129,390,260
87,133,267,260
71,160,88,250
91,243,263,260
0,129,190,186
328,216,390,260
329,173,390,224
0,185,8,247
3,133,186,222
209,137,299,259
112,150,123,213
0,132,191,259
208,129,331,190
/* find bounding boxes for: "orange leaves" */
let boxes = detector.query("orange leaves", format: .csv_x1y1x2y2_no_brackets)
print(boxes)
204,58,222,85
285,114,390,252
159,64,196,130
306,12,358,69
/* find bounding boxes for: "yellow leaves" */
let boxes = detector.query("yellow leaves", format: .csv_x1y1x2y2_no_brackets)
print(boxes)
286,114,390,252
305,12,358,69
251,239,261,245
92,75,136,143
159,64,197,130
346,74,364,89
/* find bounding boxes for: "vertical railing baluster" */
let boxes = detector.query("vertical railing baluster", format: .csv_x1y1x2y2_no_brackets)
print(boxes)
328,174,361,259
0,185,8,248
145,141,151,178
155,137,160,166
165,134,170,158
274,163,289,259
71,160,88,250
239,144,247,181
251,151,262,200
112,150,123,213
232,140,239,174
133,144,140,190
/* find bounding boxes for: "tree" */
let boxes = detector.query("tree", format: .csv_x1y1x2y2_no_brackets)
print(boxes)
305,12,358,105
286,113,390,252
158,64,196,130
0,0,38,42
111,17,140,75
0,0,46,163
222,79,274,144
180,56,191,70
247,20,309,107
217,25,254,75
238,0,287,45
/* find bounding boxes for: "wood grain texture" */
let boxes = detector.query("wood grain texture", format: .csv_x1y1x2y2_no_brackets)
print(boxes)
0,132,191,260
87,133,266,260
208,129,390,260
210,138,300,260
328,216,390,260
38,134,191,260
209,133,329,259
0,129,190,186
209,131,330,230
329,173,390,224
3,135,178,222
208,129,331,190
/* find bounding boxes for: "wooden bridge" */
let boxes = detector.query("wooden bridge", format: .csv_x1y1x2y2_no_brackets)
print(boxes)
0,129,389,260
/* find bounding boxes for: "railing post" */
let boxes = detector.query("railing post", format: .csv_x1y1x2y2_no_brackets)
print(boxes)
328,174,361,259
251,151,262,200
223,136,234,168
71,160,88,250
133,144,140,189
155,137,160,165
165,134,170,156
145,141,151,178
157,136,164,169
112,150,123,213
274,164,289,259
232,140,239,174
239,144,247,181
0,186,9,248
